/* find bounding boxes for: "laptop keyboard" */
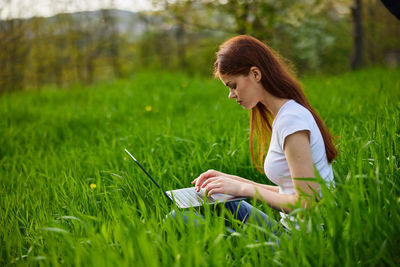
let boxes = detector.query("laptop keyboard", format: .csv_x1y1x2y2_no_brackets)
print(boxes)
175,189,214,208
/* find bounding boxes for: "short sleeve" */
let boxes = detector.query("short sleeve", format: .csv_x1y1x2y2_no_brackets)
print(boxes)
276,112,311,151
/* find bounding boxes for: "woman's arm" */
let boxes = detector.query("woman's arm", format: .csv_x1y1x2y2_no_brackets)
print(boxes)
201,130,320,213
192,170,279,193
242,130,319,212
224,174,280,193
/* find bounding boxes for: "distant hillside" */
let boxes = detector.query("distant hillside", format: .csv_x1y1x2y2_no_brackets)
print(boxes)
0,9,168,41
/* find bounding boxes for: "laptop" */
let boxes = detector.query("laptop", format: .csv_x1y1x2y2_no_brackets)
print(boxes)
124,149,246,209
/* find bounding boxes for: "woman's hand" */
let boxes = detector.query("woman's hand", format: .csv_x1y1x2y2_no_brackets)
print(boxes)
192,169,229,192
200,176,249,197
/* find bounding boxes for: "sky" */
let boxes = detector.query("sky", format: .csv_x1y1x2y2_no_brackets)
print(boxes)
0,0,154,19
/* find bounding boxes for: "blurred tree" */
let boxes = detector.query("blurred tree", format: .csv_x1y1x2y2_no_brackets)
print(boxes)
151,0,197,69
51,17,67,87
101,9,123,78
227,0,251,34
168,0,191,69
212,0,352,73
135,11,176,70
364,0,400,67
28,17,46,89
351,0,364,69
0,18,29,92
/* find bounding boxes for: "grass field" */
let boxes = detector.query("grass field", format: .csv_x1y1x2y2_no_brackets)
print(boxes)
1,68,399,266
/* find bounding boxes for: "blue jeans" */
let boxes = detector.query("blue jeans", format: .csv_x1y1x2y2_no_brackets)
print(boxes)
168,200,280,234
225,200,277,228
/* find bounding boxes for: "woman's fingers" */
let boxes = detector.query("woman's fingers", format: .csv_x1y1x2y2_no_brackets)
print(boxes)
193,169,219,189
194,176,206,190
203,179,222,196
203,177,240,196
206,187,222,197
201,177,217,188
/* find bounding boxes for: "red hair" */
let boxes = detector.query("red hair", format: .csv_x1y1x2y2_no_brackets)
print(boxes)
214,35,337,173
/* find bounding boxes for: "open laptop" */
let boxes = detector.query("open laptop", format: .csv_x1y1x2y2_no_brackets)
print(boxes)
124,149,246,209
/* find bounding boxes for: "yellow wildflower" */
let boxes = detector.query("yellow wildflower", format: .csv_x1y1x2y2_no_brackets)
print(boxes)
90,183,96,189
145,106,152,112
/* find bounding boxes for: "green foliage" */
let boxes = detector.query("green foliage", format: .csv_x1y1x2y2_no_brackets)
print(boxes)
0,68,400,266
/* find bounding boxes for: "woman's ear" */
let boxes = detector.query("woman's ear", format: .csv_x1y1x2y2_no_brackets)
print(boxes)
250,66,262,82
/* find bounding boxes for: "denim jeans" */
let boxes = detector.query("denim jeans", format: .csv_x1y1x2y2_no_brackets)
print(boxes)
168,200,280,235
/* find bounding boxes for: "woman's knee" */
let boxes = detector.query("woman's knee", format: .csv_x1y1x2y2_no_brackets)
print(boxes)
166,209,205,226
224,200,253,223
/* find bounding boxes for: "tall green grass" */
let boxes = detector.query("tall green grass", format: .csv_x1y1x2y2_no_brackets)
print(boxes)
1,68,399,266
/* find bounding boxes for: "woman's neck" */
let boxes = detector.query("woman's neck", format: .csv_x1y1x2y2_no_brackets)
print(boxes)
260,94,290,116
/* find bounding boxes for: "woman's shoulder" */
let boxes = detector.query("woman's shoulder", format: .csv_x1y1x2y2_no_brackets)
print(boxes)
285,100,312,115
275,100,314,126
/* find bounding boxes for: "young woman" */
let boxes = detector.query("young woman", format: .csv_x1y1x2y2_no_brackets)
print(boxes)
191,35,337,230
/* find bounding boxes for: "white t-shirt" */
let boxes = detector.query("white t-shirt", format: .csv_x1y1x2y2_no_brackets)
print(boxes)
264,99,334,228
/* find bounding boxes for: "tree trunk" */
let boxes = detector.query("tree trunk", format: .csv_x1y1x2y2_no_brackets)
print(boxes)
175,21,186,69
351,0,364,70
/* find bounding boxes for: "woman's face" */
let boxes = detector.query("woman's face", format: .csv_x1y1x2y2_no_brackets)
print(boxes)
219,69,264,110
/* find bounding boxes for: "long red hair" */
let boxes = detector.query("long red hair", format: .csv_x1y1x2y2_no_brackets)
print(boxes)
214,35,337,173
